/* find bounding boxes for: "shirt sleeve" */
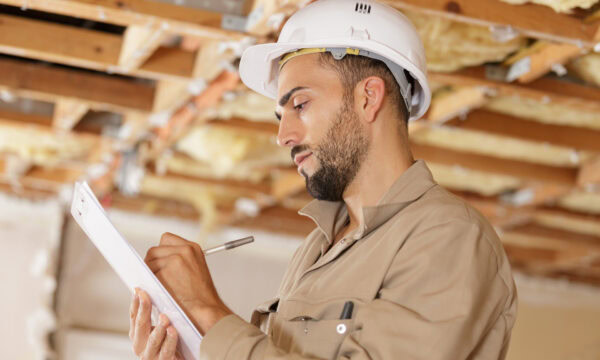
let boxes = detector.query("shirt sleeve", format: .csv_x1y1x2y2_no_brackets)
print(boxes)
199,219,516,360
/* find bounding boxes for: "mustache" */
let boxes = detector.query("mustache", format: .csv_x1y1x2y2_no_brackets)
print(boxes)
290,144,311,162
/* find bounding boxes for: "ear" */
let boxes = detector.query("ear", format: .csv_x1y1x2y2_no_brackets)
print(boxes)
356,76,386,124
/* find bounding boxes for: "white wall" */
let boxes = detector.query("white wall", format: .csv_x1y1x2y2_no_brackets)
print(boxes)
0,193,63,360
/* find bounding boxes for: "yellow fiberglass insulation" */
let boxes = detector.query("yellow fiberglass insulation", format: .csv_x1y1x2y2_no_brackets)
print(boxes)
403,10,526,72
499,0,599,13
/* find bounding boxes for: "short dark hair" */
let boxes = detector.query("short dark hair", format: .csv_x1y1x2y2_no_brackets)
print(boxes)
317,52,409,127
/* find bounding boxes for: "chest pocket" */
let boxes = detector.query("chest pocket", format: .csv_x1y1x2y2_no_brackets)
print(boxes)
277,300,356,359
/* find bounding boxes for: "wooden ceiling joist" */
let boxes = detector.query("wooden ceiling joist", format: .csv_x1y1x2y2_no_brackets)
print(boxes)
0,158,84,191
429,66,600,113
0,14,196,81
386,0,600,46
503,40,584,83
0,57,156,112
445,109,600,153
0,0,241,39
411,142,579,186
0,108,101,141
53,99,89,131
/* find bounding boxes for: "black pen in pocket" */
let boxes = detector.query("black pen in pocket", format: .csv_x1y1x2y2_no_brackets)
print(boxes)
339,301,354,320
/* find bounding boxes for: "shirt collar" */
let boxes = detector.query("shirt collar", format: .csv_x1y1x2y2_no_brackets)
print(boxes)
298,160,437,243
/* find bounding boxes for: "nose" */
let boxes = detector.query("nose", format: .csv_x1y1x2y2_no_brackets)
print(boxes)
276,113,303,147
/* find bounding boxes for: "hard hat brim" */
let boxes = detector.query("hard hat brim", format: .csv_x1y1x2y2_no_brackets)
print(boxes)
239,39,431,122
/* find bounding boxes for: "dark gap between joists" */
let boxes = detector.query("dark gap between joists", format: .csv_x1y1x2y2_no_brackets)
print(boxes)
0,4,126,34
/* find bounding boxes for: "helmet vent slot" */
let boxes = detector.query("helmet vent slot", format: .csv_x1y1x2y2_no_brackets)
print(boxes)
355,2,371,14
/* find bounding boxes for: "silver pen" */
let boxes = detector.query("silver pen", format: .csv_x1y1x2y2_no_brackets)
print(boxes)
203,236,254,255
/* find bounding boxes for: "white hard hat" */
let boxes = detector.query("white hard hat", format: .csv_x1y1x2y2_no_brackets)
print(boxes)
239,0,431,122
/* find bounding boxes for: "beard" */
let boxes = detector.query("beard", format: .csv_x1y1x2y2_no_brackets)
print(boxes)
292,94,370,201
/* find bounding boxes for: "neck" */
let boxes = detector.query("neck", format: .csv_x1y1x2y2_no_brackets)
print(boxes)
342,124,413,232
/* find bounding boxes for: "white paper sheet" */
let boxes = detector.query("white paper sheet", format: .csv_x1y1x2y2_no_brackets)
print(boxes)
71,182,202,359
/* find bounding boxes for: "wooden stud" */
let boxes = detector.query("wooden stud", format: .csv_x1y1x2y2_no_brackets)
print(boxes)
119,24,170,72
429,66,600,113
426,86,489,124
0,57,156,113
193,40,232,82
207,117,279,136
153,80,191,113
578,155,600,187
504,40,584,83
445,110,600,153
272,168,305,200
411,142,579,186
53,99,90,131
0,14,196,81
0,0,240,40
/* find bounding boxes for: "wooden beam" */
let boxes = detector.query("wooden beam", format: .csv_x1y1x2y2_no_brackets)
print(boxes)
272,168,305,200
118,24,170,72
0,57,156,112
53,99,89,131
192,40,234,82
534,207,600,237
578,155,600,186
0,0,240,40
0,14,197,81
207,117,279,136
429,66,600,113
384,0,600,46
503,40,584,83
0,159,85,191
426,86,489,123
445,109,600,152
152,80,190,112
0,108,101,141
411,142,579,186
502,223,600,257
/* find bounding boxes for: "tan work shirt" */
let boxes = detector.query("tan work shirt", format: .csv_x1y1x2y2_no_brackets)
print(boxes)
201,160,518,359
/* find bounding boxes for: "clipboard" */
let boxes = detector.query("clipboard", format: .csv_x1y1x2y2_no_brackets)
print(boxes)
71,181,202,359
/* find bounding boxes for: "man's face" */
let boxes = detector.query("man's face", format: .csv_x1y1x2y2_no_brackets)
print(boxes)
275,54,370,201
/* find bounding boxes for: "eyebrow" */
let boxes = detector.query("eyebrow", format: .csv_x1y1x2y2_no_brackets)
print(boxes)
275,86,306,121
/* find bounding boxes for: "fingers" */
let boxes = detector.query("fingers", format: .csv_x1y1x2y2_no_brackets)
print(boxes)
132,290,152,355
158,326,179,360
159,232,188,246
143,314,170,360
128,289,140,340
146,254,183,274
145,245,181,262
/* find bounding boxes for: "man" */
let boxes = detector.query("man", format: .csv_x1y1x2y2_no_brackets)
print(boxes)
129,0,518,359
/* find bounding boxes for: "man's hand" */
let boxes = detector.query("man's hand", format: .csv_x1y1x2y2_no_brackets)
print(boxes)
129,289,181,359
144,232,233,335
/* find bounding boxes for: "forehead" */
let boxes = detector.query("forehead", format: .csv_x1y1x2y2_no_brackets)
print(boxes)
276,53,342,98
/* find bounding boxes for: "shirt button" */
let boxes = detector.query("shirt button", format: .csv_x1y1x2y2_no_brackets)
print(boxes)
336,323,347,334
340,239,346,245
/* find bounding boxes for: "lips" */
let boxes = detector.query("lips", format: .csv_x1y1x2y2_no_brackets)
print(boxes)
294,152,312,167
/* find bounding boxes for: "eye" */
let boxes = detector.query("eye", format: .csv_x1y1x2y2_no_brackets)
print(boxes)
294,101,308,112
